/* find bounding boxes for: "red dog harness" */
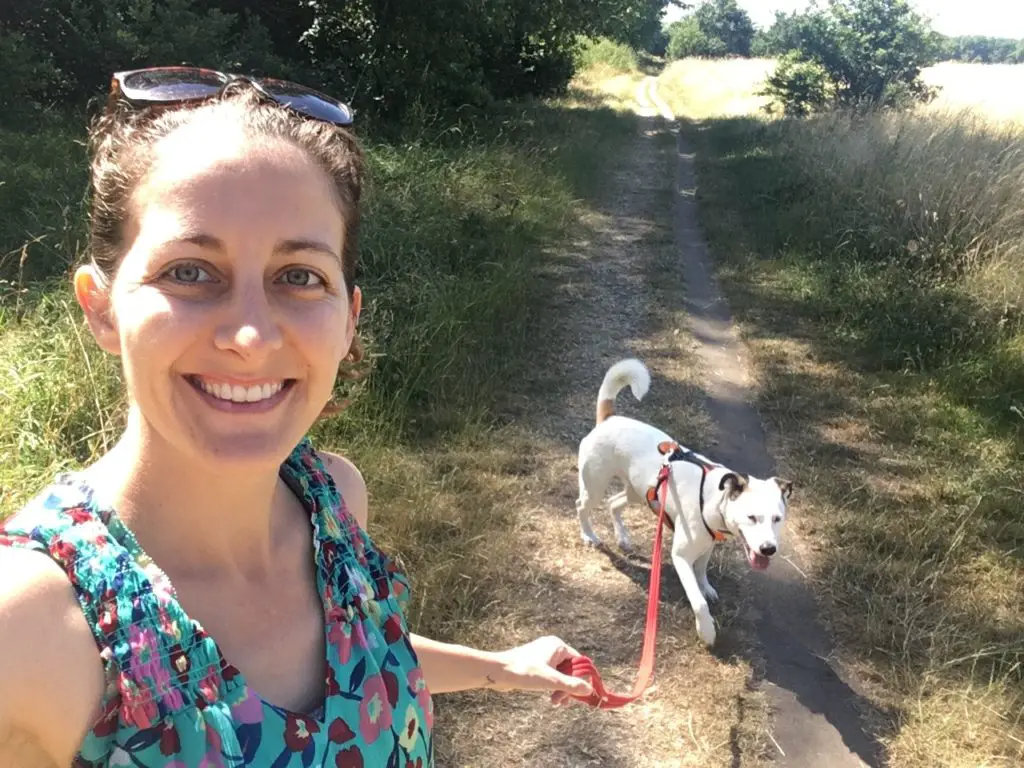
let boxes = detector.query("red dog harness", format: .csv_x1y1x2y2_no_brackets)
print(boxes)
646,441,731,542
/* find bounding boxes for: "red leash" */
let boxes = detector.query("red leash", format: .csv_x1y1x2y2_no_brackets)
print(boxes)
556,464,670,708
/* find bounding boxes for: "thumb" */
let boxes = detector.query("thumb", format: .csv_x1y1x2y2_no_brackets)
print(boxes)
553,669,594,696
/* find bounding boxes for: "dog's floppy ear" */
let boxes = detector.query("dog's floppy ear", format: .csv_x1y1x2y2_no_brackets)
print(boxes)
773,477,794,500
719,472,748,501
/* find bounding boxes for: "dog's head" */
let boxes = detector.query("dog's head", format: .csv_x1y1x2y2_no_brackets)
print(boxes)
719,474,793,571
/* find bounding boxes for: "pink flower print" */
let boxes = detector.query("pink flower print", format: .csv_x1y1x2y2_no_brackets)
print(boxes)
198,666,221,704
360,619,380,651
201,724,225,767
159,608,181,641
129,625,183,710
358,674,393,745
353,620,369,651
328,619,353,664
229,687,264,725
128,625,159,668
119,676,158,729
150,658,184,710
407,667,433,730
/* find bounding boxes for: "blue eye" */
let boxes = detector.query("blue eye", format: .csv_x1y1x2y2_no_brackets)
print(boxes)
279,268,324,287
169,263,214,283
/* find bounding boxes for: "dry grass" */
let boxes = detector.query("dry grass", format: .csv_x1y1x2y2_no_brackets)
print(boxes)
657,58,776,120
924,62,1024,126
658,59,1024,767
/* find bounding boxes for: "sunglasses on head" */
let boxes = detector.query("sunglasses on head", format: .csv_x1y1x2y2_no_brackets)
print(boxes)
109,67,354,127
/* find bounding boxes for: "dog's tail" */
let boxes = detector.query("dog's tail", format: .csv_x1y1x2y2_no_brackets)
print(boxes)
595,359,650,425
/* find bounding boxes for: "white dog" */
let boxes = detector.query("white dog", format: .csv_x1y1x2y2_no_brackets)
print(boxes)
576,359,793,647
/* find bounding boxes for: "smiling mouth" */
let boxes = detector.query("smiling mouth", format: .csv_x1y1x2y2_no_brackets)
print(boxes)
741,536,772,571
185,375,296,408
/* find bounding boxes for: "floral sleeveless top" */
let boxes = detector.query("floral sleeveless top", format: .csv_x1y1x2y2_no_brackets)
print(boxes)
0,438,434,767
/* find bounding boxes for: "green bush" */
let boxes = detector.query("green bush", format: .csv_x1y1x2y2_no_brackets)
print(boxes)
761,0,940,115
760,52,831,117
575,37,639,73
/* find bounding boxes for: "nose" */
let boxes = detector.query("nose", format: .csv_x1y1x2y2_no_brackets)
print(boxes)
215,283,284,358
759,543,777,557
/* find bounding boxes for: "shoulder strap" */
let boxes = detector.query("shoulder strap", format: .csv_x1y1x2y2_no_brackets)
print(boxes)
0,479,218,729
281,438,414,614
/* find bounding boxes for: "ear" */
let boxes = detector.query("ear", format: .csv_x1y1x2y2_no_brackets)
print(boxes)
343,285,362,351
773,477,794,501
718,472,748,501
73,265,121,356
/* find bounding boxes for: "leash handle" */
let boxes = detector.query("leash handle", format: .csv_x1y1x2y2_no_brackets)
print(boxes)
556,471,668,709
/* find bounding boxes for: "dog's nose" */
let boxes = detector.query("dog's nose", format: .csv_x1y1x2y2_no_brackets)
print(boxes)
759,543,777,557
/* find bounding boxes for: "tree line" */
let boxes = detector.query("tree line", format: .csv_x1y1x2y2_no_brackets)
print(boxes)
0,0,682,126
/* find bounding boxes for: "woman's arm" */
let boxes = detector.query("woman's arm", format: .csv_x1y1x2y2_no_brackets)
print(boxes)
0,548,105,766
410,633,593,699
318,451,592,702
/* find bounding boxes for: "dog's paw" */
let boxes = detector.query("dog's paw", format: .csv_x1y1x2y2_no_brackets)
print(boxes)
696,614,717,647
580,532,602,548
700,583,719,603
616,533,634,552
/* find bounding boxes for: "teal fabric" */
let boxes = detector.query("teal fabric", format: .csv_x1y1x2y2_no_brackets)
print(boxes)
0,438,434,767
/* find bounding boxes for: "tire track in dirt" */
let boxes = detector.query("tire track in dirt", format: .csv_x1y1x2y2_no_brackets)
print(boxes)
659,75,884,767
432,82,768,767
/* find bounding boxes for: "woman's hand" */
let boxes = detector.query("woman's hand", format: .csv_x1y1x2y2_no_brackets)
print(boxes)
493,635,593,706
409,633,592,705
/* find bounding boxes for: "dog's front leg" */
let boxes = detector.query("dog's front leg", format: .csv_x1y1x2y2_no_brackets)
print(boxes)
671,541,717,647
694,548,718,603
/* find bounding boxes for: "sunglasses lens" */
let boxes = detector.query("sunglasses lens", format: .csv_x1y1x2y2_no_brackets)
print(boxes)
119,68,226,102
260,79,354,126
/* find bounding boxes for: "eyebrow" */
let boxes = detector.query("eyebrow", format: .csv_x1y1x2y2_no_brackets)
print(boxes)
175,234,340,261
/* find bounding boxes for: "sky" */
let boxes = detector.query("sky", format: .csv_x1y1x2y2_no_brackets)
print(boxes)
663,0,1024,39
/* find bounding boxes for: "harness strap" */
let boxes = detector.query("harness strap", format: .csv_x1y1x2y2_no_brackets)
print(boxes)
646,441,730,542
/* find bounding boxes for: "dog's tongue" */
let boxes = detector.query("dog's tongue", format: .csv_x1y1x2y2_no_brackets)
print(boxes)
748,548,771,571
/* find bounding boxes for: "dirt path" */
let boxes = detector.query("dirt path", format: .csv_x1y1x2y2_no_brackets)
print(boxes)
661,78,884,767
432,76,881,767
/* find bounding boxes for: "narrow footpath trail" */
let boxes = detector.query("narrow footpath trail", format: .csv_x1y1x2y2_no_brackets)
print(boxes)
432,76,882,768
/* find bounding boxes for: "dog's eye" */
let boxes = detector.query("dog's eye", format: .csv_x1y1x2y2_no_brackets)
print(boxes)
772,515,781,523
747,515,757,524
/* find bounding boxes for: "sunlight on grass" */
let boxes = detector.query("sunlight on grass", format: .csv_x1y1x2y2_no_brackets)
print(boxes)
662,56,1024,768
657,58,775,119
924,61,1024,126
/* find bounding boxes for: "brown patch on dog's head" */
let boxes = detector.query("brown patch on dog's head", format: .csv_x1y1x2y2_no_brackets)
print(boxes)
773,477,794,501
718,472,748,501
596,398,615,424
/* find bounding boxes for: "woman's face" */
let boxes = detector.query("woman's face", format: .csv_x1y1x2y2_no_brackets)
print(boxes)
76,119,360,467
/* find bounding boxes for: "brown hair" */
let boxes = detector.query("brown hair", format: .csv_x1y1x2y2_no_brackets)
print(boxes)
85,81,368,406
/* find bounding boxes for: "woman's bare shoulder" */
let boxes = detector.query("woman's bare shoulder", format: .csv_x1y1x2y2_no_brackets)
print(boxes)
0,547,104,766
317,450,369,530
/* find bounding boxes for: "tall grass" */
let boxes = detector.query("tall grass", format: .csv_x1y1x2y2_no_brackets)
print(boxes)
574,36,639,74
660,61,1024,767
0,96,635,644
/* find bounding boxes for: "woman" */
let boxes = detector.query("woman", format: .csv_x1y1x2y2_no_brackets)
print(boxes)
0,68,592,767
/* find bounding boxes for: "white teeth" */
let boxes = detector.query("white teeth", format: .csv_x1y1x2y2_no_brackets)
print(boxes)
197,378,284,403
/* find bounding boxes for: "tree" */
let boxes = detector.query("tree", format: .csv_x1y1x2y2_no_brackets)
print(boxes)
667,16,726,58
694,0,754,57
751,11,805,57
665,0,753,59
761,0,940,115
